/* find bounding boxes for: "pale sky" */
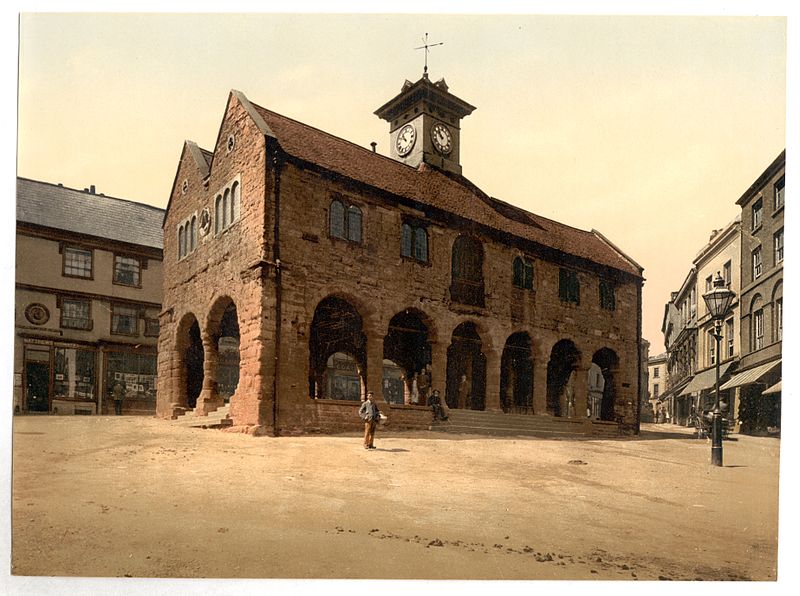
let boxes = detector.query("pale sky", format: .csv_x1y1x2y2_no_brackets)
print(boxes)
14,11,787,355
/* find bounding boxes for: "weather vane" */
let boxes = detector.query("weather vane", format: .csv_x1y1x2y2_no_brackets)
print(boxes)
415,33,443,78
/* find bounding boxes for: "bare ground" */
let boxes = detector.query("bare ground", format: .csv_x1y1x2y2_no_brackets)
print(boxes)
10,416,779,581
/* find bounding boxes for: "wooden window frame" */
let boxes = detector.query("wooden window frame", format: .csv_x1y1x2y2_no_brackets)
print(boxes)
61,244,94,280
559,268,580,305
110,303,140,337
112,254,142,288
59,296,93,331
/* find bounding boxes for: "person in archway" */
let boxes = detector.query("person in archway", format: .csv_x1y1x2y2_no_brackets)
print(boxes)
427,389,448,421
359,391,381,449
458,374,469,409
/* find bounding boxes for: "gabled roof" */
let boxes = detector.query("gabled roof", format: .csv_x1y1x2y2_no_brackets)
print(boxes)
242,93,642,277
16,177,165,250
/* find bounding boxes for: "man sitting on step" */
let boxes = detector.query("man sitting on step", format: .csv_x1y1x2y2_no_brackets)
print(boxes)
427,389,448,421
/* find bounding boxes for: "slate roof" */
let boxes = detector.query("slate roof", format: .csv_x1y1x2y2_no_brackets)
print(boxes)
16,177,165,250
243,97,642,277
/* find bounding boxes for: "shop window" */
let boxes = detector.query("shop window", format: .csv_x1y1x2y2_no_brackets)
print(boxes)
559,268,580,304
114,255,141,286
106,351,158,402
63,246,93,279
111,304,139,336
53,347,96,401
60,297,92,330
599,279,616,310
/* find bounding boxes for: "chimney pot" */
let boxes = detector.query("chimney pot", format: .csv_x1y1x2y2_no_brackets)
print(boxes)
90,185,96,194
370,142,377,153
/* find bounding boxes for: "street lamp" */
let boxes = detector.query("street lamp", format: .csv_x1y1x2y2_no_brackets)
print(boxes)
702,272,736,466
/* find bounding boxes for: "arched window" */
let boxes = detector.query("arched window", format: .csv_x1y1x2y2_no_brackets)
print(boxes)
231,181,240,224
215,195,223,235
222,189,230,230
414,227,428,262
190,216,197,252
401,223,413,257
347,205,362,243
513,257,524,288
450,235,484,306
329,200,345,239
178,225,185,259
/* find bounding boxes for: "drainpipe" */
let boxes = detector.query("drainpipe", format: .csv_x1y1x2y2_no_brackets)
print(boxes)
269,146,285,436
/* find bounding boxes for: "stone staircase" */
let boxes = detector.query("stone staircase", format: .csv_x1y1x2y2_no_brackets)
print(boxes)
170,404,232,429
431,409,619,439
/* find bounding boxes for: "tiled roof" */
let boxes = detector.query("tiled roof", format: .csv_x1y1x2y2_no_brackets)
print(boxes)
16,178,165,250
247,99,642,277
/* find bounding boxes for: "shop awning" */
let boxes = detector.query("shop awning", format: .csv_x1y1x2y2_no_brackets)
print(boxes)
658,377,691,402
719,360,781,391
679,362,734,396
762,380,782,395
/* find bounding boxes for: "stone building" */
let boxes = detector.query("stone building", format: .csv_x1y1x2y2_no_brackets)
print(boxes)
647,352,667,421
156,75,644,435
661,269,697,425
720,150,784,434
14,178,164,415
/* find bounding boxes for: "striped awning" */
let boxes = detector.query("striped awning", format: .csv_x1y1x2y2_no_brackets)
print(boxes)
679,362,734,396
719,360,781,391
762,380,782,395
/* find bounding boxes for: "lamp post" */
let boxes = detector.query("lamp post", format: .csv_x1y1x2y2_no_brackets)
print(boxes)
702,272,736,467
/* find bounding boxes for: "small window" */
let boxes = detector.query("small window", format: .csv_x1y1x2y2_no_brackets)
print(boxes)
401,223,413,257
705,276,713,293
329,200,345,239
111,304,139,336
144,318,160,337
775,176,785,210
401,223,428,262
776,298,783,341
231,182,240,224
709,329,716,365
599,279,616,310
774,229,784,264
752,247,763,280
329,198,362,243
752,198,763,231
725,318,734,358
347,206,362,243
223,189,230,230
653,367,659,379
63,246,93,279
177,226,185,259
753,309,764,350
414,227,428,262
653,384,659,398
512,257,533,290
723,260,732,287
114,256,141,286
215,195,223,235
61,297,91,330
559,269,580,304
190,215,197,252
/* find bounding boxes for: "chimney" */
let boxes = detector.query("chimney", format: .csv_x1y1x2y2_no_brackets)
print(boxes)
90,185,96,194
370,142,377,153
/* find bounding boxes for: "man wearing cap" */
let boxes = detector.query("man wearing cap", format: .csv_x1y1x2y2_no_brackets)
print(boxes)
359,391,381,449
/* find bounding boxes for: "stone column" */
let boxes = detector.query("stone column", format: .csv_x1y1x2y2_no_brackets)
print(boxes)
532,358,549,415
572,364,590,419
196,334,224,415
484,348,502,411
366,332,386,404
429,340,447,398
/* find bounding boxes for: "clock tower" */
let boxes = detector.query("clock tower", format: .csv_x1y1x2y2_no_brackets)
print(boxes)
374,75,476,175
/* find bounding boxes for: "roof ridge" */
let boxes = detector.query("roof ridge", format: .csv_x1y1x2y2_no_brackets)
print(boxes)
17,177,165,213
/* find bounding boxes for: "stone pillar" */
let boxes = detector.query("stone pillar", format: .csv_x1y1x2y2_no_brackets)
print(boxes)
429,340,447,398
532,358,548,415
366,332,386,404
196,335,224,415
572,364,590,419
484,348,502,411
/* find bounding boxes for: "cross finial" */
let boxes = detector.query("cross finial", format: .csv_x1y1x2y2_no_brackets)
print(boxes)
414,33,443,79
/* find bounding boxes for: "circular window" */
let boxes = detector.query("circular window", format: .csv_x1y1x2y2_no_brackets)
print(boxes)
226,134,236,153
25,303,50,325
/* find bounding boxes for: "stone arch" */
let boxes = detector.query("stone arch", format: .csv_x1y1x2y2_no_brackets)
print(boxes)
546,339,581,417
592,348,620,421
207,296,241,404
445,321,487,410
309,295,367,401
175,311,204,410
500,331,534,413
383,308,434,405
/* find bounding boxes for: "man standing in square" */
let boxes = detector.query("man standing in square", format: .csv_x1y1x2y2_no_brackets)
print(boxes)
359,391,381,449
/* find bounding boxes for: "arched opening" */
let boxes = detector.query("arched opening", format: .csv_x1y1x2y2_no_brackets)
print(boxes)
592,348,619,421
450,235,485,307
309,296,366,400
383,309,432,404
546,339,580,417
177,314,204,410
446,322,487,410
587,363,604,419
500,332,534,414
216,302,240,402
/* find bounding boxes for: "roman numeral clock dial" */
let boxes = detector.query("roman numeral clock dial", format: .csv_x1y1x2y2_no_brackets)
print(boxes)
396,124,416,157
431,123,452,155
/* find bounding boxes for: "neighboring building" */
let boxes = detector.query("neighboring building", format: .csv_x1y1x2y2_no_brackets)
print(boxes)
14,178,164,415
156,75,644,436
720,151,784,434
647,351,667,422
661,269,697,425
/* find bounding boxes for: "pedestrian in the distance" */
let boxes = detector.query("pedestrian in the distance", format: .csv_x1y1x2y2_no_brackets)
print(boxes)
359,391,381,450
111,380,125,416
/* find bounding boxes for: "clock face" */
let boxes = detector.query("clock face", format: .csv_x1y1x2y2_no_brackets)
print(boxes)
396,124,416,157
431,123,453,155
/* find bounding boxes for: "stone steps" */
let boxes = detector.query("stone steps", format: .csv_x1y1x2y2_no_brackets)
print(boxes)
430,409,618,438
171,404,232,428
